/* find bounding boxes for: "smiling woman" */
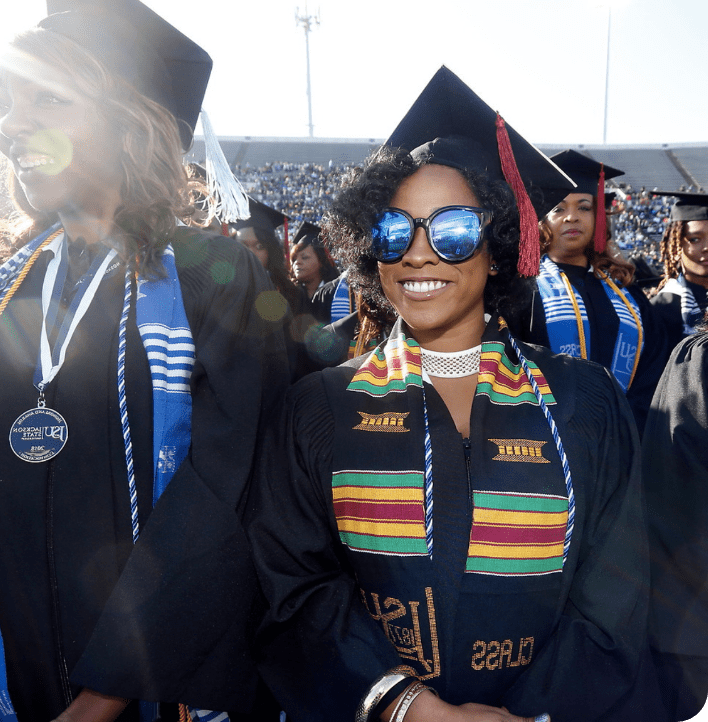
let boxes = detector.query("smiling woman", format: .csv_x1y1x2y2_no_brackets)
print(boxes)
248,67,666,722
0,2,288,722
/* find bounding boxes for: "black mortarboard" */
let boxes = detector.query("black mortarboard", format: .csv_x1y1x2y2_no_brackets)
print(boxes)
385,66,575,275
293,221,322,247
386,67,575,215
549,150,624,196
652,191,708,222
234,197,288,233
39,0,212,148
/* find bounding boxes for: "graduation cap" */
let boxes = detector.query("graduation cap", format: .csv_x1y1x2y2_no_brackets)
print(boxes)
234,197,288,233
292,221,322,247
550,150,624,254
39,0,212,149
233,197,290,260
385,66,575,275
651,191,708,222
549,150,624,196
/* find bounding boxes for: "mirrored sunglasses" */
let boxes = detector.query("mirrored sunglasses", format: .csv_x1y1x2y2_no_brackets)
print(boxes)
371,205,493,264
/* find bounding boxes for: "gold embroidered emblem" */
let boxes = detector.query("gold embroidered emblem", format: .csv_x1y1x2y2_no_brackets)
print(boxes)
353,411,410,432
488,438,549,463
360,587,441,680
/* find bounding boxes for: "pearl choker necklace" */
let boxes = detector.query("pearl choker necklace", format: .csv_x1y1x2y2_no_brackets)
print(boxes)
419,344,482,378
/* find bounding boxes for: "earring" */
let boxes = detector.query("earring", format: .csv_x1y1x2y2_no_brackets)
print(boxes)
490,263,499,272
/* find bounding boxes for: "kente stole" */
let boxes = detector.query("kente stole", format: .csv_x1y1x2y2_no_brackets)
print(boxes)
328,317,574,578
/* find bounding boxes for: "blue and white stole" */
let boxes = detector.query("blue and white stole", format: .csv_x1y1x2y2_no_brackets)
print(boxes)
0,227,228,722
658,274,702,336
330,272,351,324
537,255,643,392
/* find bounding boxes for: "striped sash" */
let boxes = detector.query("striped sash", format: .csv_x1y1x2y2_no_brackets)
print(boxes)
537,256,642,391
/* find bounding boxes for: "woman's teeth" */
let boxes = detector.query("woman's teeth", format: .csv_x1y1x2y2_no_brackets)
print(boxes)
403,280,447,293
17,155,55,169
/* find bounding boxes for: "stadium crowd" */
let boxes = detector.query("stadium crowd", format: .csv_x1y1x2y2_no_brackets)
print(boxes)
233,158,704,288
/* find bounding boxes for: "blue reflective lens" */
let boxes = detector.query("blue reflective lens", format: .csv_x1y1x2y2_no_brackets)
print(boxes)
431,208,484,261
371,211,412,262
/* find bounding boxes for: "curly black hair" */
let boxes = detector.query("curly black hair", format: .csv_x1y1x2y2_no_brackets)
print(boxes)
321,145,534,335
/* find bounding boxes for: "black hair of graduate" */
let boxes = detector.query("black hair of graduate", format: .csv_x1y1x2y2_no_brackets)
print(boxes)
322,145,534,335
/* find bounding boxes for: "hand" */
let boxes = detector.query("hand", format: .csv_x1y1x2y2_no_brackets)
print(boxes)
50,689,130,722
403,690,548,722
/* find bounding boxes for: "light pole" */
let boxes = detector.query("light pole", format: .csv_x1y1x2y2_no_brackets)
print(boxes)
295,5,320,138
603,5,611,145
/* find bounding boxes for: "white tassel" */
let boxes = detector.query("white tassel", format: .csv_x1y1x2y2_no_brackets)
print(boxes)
200,109,250,223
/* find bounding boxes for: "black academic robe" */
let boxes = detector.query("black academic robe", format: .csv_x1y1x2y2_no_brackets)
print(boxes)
522,263,669,435
0,227,288,721
248,319,663,722
651,281,708,353
643,333,708,720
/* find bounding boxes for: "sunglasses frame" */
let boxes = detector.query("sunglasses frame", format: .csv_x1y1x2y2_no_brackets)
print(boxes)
371,205,493,264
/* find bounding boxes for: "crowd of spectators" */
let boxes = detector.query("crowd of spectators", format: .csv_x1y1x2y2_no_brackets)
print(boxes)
233,159,705,288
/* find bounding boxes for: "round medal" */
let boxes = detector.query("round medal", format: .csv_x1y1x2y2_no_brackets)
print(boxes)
9,407,69,463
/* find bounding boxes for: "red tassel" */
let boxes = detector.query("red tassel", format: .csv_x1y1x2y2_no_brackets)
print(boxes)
594,164,607,254
495,114,540,276
221,222,229,237
283,217,290,270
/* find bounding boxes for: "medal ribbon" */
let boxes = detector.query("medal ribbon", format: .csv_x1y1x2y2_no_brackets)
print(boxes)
33,237,118,393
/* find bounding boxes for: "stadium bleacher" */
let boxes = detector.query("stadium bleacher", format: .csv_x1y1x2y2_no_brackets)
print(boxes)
188,137,708,192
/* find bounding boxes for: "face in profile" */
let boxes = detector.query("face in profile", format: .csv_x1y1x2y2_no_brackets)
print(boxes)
376,164,494,351
544,193,595,264
236,227,269,269
681,220,708,284
0,66,123,218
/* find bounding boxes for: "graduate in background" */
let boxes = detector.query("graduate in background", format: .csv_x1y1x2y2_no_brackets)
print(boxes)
643,312,708,721
651,192,708,351
0,1,287,719
521,150,668,434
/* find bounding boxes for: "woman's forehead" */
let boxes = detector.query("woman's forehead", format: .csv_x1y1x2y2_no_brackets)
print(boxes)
0,51,78,98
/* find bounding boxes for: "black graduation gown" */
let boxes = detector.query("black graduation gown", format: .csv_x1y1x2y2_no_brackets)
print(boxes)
522,263,669,435
651,281,708,353
247,321,663,722
0,228,289,721
643,333,708,720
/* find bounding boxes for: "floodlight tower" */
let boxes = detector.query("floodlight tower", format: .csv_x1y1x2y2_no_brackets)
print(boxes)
295,5,320,138
603,5,611,145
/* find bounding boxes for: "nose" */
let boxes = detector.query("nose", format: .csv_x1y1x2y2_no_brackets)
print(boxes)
401,227,438,267
563,207,579,222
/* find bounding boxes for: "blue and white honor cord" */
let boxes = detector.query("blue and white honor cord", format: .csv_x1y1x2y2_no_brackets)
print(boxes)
421,385,434,559
118,266,140,543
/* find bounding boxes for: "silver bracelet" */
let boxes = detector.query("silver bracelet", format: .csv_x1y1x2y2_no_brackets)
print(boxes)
388,681,424,722
355,666,417,722
393,683,430,722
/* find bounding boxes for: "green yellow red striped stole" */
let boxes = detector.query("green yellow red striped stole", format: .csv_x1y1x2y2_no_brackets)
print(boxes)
332,470,428,556
477,341,556,406
335,319,567,574
467,491,569,575
347,327,422,396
